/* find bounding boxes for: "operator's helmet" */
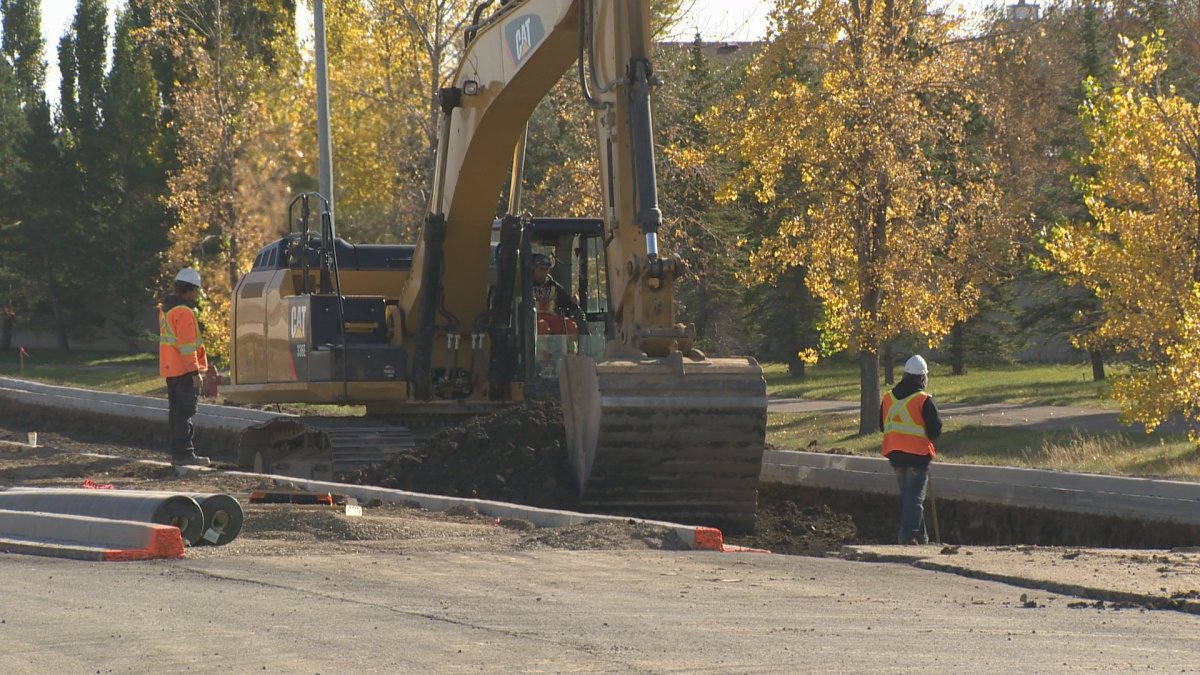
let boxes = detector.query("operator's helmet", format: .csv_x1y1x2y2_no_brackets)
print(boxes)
532,253,552,268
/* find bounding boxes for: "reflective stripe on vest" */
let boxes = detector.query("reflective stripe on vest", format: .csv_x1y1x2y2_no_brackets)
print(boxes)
160,305,202,354
881,391,935,457
883,392,925,437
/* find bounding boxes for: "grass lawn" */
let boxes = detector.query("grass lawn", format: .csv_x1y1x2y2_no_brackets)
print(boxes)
768,411,1200,481
0,349,164,396
764,361,1121,409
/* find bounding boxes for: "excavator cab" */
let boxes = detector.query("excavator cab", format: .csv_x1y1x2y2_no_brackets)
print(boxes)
489,217,608,397
524,219,606,382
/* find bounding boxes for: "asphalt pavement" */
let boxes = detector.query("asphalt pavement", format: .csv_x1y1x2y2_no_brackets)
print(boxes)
2,548,1199,673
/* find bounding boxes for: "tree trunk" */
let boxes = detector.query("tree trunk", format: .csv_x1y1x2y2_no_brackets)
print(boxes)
49,293,70,353
1,310,12,352
1090,349,1106,381
859,349,881,434
125,300,140,352
951,322,966,376
882,341,894,385
787,351,806,379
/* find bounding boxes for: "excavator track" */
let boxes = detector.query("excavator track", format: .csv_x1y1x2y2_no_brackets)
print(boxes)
560,354,768,533
237,417,415,480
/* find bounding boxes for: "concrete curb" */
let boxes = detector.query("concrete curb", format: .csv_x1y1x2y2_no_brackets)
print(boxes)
0,376,282,432
762,449,1200,526
0,509,185,561
175,465,737,552
0,488,207,546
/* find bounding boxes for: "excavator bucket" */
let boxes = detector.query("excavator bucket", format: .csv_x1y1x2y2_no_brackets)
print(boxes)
559,353,768,533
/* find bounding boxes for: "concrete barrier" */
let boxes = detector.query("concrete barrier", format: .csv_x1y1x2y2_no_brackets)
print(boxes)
0,509,184,561
761,449,1200,526
0,376,282,432
0,488,207,545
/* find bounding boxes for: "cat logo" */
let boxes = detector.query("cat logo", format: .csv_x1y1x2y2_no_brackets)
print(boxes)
290,304,307,341
505,15,545,67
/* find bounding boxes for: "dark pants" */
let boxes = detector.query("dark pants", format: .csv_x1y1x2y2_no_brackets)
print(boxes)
893,465,930,544
166,374,198,457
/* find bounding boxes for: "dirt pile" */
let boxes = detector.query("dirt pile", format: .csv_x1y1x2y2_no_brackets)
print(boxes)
728,494,860,556
351,401,578,510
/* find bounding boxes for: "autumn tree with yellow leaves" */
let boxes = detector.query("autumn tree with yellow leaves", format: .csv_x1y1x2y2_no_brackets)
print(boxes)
322,0,476,242
151,0,303,364
710,0,1016,433
1044,34,1200,438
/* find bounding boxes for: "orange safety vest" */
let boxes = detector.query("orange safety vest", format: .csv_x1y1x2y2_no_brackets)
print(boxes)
159,303,208,378
881,391,936,458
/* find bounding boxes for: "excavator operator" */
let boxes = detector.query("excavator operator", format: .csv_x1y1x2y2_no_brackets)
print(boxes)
531,253,581,339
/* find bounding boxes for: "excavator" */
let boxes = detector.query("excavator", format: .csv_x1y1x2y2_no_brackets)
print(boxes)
223,0,767,531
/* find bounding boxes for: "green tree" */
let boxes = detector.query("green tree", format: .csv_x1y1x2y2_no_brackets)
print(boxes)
0,54,28,351
102,5,170,349
0,0,45,349
2,0,87,350
11,100,79,351
59,0,108,152
52,0,113,347
711,0,1017,433
1,0,44,103
654,37,761,354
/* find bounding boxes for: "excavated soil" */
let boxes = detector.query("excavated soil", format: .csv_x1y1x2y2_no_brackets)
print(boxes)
351,401,578,510
347,401,866,555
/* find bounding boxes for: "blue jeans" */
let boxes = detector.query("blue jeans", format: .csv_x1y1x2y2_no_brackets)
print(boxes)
893,465,929,544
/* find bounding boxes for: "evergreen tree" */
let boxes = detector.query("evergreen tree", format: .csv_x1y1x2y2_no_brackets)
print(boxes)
41,0,113,350
0,55,28,351
0,0,44,104
102,5,170,349
991,0,1117,378
0,0,48,349
11,99,79,351
59,0,107,153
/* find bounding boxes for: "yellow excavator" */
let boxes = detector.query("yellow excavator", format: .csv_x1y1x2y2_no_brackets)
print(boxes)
223,0,767,530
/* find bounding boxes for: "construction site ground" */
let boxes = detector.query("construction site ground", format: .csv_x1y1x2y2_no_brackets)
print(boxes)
2,420,1200,671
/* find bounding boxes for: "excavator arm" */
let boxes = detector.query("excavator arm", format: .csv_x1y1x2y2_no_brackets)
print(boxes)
399,0,768,530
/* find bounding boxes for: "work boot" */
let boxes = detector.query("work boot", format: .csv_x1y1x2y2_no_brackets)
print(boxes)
172,453,211,467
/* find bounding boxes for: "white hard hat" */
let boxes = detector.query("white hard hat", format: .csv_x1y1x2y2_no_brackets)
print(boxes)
175,267,202,288
904,355,929,375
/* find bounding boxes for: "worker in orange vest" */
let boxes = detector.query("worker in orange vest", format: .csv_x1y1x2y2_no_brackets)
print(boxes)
159,268,210,467
880,355,942,544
